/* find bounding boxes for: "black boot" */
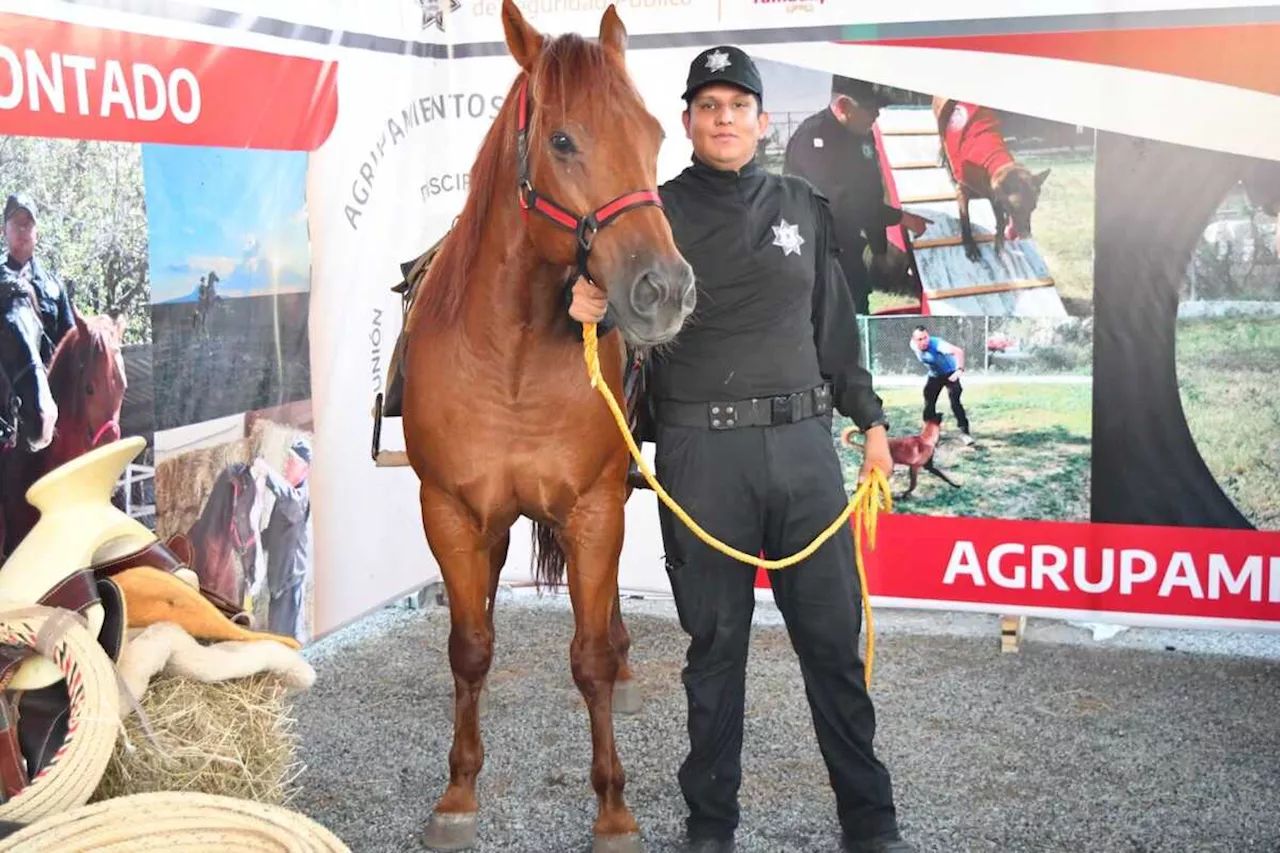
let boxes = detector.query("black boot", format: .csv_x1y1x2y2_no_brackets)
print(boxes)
842,832,916,853
679,837,735,853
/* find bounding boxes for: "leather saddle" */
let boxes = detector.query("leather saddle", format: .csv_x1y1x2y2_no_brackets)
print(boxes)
378,231,656,492
0,536,252,802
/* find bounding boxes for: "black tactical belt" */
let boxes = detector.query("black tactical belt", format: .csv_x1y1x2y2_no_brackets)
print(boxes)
656,384,833,430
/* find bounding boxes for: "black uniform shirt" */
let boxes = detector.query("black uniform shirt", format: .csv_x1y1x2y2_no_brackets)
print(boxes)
783,107,901,258
648,156,886,431
0,254,74,364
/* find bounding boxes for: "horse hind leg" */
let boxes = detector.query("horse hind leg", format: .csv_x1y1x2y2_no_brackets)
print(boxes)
419,485,500,852
560,497,643,853
609,588,642,715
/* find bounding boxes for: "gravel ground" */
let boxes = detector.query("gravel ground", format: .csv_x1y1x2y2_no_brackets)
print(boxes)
292,593,1280,853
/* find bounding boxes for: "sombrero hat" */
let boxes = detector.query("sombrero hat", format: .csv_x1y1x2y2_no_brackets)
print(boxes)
0,791,352,851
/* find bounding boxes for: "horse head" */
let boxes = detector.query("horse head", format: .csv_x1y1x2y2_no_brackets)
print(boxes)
192,462,259,603
0,277,56,452
225,462,259,581
504,2,695,346
420,2,694,349
48,309,128,456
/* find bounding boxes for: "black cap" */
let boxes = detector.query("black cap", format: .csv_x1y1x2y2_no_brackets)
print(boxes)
3,193,35,223
290,435,312,464
683,45,764,105
831,75,890,108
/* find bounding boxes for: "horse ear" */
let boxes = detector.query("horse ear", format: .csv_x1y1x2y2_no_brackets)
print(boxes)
73,307,88,335
114,312,127,338
501,0,543,72
1033,168,1051,188
599,4,627,60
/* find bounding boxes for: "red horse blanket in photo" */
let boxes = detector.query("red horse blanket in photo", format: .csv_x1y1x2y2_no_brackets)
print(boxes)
942,101,1015,197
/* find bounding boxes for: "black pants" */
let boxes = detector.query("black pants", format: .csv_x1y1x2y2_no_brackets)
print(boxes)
837,242,871,316
655,414,899,843
923,374,970,434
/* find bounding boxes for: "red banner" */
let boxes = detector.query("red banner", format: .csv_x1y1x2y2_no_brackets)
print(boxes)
757,515,1280,628
0,12,337,150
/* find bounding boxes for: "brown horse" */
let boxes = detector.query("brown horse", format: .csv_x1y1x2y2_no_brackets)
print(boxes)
400,3,694,851
168,462,259,611
0,309,129,556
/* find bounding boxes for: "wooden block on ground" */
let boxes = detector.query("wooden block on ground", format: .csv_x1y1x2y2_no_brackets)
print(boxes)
1000,614,1027,653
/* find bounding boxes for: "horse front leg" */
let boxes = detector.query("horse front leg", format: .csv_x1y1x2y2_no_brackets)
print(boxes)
419,484,500,852
563,491,643,853
609,587,642,714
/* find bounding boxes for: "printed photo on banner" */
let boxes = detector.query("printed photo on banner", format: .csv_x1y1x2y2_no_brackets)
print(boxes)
752,58,1096,319
0,133,154,558
143,144,313,433
1174,152,1279,531
738,60,1094,522
153,398,315,645
836,314,1091,521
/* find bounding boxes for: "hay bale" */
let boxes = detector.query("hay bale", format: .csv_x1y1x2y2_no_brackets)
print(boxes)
92,673,304,806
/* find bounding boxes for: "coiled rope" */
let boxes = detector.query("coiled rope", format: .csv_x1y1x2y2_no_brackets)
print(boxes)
582,322,894,687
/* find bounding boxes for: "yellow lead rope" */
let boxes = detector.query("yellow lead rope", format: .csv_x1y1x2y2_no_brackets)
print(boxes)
582,322,894,687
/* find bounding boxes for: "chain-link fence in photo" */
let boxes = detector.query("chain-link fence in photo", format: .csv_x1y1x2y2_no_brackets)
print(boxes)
864,314,1093,382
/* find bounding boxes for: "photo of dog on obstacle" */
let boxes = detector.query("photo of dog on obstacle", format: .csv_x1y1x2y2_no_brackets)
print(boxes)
753,58,1097,318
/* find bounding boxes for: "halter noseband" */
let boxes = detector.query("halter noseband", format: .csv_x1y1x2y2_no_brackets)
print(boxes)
514,77,663,288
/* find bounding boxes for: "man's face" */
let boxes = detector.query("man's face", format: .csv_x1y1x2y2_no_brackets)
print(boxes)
682,84,769,171
834,95,879,136
911,330,930,351
283,450,310,487
3,210,36,264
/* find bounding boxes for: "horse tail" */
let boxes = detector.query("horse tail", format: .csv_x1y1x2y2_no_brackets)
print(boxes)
529,521,567,593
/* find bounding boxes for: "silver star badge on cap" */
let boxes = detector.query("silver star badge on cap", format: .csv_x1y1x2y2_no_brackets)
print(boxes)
705,50,731,73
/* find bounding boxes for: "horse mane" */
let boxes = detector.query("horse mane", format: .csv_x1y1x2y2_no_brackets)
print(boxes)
414,33,644,328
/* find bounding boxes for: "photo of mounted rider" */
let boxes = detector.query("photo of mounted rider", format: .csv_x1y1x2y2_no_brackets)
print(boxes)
758,62,1096,318
144,144,313,433
152,399,316,645
0,134,155,557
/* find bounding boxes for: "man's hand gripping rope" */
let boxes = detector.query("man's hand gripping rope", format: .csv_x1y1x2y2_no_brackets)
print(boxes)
581,321,895,687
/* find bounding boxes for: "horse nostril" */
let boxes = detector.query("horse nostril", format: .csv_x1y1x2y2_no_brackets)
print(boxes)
630,272,668,316
681,280,696,314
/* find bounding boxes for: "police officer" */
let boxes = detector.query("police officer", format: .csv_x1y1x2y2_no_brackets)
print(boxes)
783,76,930,315
570,46,913,853
1,193,75,364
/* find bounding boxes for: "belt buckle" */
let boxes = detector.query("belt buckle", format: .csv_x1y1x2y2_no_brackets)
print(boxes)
770,395,792,425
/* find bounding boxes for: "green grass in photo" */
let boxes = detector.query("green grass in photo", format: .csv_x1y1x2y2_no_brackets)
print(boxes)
1176,315,1280,530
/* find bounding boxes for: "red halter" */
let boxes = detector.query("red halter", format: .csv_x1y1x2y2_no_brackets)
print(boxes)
514,77,663,287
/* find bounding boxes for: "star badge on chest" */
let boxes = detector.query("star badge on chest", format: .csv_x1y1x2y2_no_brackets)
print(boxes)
771,218,805,257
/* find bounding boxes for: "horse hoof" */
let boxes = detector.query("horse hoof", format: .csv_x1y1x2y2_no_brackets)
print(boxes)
613,679,642,715
422,811,478,851
593,833,645,853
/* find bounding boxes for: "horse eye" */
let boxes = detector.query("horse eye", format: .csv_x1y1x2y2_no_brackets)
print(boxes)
85,383,94,396
549,132,576,155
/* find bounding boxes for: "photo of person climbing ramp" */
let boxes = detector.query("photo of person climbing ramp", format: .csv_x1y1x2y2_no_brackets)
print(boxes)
145,144,313,432
756,60,1097,318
